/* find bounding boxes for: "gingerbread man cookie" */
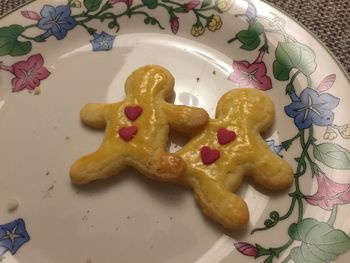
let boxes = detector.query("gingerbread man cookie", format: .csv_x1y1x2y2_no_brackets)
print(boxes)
176,88,293,229
70,65,209,185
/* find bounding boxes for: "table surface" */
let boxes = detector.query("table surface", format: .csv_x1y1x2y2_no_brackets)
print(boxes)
1,0,349,75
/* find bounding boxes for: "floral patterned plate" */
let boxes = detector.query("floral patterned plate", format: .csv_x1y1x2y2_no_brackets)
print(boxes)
0,0,350,262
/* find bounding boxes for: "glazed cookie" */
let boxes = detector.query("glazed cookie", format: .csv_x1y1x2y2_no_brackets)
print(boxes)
176,88,294,229
70,65,209,185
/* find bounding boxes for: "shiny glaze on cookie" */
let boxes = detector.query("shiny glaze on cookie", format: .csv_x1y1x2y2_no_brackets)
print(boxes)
70,65,209,185
176,88,294,229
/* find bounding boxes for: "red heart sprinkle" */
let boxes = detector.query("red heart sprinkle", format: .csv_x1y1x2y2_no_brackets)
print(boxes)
200,146,220,165
118,126,138,141
124,106,143,121
217,128,237,145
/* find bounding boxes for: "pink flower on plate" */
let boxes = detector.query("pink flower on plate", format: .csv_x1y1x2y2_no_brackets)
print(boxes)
228,50,272,91
108,0,133,8
10,54,51,92
170,16,179,34
305,174,350,210
184,0,200,11
234,242,258,257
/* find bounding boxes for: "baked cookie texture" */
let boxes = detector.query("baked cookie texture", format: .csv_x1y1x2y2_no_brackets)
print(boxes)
176,88,294,229
70,65,209,185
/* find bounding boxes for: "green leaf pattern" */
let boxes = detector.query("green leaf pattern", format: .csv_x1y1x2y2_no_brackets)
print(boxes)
314,143,350,170
235,21,264,50
0,25,32,56
290,219,350,263
273,42,316,81
84,0,103,12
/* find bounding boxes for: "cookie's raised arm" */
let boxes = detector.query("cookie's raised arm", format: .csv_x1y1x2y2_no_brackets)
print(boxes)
80,103,108,129
248,142,294,191
161,103,209,135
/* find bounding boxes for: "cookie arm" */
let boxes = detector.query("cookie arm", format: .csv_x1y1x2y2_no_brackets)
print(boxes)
137,150,186,183
249,145,294,191
80,103,108,129
161,103,209,135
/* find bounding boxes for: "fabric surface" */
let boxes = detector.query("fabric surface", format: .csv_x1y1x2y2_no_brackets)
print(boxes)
1,0,349,74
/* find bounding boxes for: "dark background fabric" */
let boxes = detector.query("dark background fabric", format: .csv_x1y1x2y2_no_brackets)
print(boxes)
1,0,349,74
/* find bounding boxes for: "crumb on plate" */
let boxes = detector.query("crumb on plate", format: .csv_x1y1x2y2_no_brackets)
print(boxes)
7,198,19,212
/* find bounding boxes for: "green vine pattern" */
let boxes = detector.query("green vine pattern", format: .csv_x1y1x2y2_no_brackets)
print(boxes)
0,0,231,92
232,2,350,263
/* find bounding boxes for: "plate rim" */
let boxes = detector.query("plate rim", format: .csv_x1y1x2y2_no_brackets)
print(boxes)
1,0,348,85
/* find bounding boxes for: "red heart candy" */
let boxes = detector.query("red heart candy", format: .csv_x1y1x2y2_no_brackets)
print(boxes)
200,146,220,165
217,128,236,145
118,126,138,141
124,106,143,121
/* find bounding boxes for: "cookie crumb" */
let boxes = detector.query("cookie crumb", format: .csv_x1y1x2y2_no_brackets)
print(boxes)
65,136,70,140
34,86,41,95
170,216,173,221
7,199,19,212
126,216,131,220
196,77,200,82
46,171,50,176
212,70,216,75
48,185,54,191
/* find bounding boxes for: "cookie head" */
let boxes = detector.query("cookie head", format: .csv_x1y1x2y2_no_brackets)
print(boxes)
216,88,275,132
124,65,175,99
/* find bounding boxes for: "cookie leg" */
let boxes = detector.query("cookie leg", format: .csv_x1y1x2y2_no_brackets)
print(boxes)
70,148,125,185
145,151,186,182
250,147,294,191
192,177,249,229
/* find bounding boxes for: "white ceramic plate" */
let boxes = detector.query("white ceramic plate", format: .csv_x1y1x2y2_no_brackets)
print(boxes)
1,0,350,262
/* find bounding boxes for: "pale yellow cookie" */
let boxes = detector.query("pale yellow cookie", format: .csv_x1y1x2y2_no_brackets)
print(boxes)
176,88,293,229
70,65,209,185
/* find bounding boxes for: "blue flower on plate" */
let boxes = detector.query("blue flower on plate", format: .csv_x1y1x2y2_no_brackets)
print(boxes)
0,219,30,255
285,88,340,130
37,5,77,40
266,139,283,157
90,31,116,51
